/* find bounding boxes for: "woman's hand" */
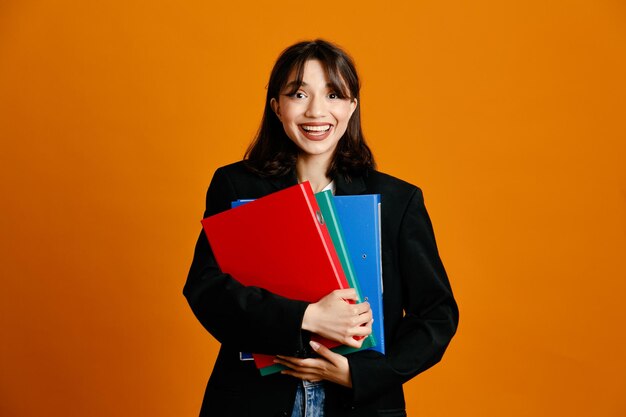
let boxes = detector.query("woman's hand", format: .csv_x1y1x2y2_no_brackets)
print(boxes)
276,341,353,387
302,289,373,348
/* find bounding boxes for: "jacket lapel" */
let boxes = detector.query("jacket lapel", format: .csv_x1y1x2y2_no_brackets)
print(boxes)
267,171,298,191
334,173,367,196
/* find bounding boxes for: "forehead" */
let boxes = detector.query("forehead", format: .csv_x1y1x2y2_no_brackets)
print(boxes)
282,59,349,94
286,59,326,81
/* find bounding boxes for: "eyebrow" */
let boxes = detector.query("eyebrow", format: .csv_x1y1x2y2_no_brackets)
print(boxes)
283,81,335,90
284,81,305,90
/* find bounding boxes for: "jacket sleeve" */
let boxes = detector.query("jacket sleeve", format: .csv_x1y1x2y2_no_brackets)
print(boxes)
183,167,311,356
347,187,459,404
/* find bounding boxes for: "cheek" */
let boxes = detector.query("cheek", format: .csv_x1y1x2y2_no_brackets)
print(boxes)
281,110,302,129
336,102,355,120
278,111,300,140
335,108,353,125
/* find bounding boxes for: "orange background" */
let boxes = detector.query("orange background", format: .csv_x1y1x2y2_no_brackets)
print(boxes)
1,1,625,416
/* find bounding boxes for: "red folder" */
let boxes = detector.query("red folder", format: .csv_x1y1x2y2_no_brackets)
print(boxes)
201,182,349,372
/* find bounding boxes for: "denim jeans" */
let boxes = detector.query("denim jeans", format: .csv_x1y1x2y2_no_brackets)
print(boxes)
290,380,325,417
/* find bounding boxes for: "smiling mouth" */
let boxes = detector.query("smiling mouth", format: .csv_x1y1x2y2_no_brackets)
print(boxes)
300,124,332,134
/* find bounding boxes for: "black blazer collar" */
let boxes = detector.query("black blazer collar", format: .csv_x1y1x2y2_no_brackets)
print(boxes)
267,169,368,196
267,171,298,191
334,173,367,196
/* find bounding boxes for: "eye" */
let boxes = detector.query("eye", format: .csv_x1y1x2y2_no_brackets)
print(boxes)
286,90,307,99
328,92,339,99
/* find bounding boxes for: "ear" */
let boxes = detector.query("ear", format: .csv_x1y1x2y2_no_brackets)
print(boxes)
349,98,358,117
270,98,281,121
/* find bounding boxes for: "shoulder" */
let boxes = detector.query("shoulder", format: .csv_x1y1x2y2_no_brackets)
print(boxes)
214,160,253,179
365,170,419,191
212,160,262,188
359,170,428,234
210,160,292,200
363,169,423,203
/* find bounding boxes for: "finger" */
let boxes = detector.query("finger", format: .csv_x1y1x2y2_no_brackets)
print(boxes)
333,288,358,301
309,340,342,364
345,319,374,343
353,301,371,315
281,369,322,382
276,359,326,381
275,356,306,369
346,310,372,331
342,335,365,348
274,355,299,366
353,319,374,333
348,325,372,339
351,309,373,326
275,356,324,371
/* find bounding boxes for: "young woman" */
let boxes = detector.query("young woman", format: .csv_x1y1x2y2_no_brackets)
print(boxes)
184,39,458,417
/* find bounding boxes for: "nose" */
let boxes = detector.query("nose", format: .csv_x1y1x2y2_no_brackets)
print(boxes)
304,95,326,118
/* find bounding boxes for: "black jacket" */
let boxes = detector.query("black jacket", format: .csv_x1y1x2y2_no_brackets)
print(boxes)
184,161,459,417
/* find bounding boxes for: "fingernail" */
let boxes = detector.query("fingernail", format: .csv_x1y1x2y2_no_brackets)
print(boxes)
309,340,321,350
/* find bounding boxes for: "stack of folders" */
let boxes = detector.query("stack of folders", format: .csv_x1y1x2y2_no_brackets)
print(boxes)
202,181,383,376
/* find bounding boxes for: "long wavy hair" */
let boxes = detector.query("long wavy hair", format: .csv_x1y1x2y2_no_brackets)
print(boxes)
244,39,375,180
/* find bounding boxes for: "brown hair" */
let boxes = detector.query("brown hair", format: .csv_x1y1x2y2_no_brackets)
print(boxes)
244,39,375,180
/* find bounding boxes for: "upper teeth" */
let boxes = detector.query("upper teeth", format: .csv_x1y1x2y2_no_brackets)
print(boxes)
302,125,331,132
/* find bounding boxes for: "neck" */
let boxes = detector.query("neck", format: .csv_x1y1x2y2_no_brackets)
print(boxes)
296,154,332,193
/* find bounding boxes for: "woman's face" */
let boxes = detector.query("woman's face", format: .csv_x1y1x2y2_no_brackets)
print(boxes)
271,59,357,163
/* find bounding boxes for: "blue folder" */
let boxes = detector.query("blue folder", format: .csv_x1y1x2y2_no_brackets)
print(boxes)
334,194,385,354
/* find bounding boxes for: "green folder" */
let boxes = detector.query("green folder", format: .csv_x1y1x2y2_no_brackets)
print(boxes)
315,190,363,300
313,190,375,356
